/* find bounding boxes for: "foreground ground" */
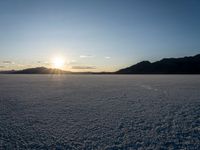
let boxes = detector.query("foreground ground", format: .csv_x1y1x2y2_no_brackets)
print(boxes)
0,75,199,149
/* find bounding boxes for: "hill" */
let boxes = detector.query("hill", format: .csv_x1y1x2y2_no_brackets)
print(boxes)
116,54,200,74
0,67,111,74
1,54,200,74
11,67,70,74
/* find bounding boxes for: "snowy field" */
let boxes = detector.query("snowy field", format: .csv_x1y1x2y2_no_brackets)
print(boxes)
0,75,200,150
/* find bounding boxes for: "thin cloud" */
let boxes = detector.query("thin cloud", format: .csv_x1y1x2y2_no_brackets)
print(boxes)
80,55,94,58
0,66,5,68
105,56,111,59
44,61,50,65
67,60,77,65
16,64,25,67
72,66,96,69
2,61,14,64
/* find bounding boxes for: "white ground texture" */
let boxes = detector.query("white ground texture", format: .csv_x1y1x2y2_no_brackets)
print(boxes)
0,75,200,150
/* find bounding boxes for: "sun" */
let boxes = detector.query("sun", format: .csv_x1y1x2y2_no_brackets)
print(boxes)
52,57,65,69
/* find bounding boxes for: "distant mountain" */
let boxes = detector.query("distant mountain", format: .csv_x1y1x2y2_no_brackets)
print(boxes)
11,67,71,74
0,67,111,74
0,70,16,74
1,54,200,74
116,54,200,74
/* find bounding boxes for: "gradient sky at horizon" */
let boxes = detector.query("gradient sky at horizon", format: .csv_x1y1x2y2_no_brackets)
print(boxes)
0,0,200,71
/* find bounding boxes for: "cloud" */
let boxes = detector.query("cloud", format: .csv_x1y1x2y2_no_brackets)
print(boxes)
105,56,111,59
36,61,50,65
67,60,77,65
0,66,5,68
71,66,96,69
80,55,94,58
2,61,14,64
44,61,50,65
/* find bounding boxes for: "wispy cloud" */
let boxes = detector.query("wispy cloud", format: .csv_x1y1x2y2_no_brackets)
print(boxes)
67,60,77,65
72,66,96,69
37,61,50,66
2,61,14,64
80,55,94,58
105,56,111,59
17,64,25,67
44,61,50,65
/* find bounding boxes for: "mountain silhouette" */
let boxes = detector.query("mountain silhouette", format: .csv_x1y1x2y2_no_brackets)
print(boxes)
1,54,200,74
12,67,71,74
116,54,200,74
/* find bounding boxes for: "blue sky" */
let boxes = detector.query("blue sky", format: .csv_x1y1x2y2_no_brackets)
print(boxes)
0,0,200,71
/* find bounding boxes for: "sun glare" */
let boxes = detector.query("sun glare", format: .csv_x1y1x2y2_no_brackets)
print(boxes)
52,57,65,69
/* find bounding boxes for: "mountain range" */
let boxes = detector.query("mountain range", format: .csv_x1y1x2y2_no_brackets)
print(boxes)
1,54,200,74
13,67,71,74
116,54,200,74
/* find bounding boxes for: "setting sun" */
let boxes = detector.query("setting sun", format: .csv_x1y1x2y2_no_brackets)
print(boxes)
52,57,65,69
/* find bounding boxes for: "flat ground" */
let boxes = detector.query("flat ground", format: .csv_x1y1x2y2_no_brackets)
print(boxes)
0,75,199,149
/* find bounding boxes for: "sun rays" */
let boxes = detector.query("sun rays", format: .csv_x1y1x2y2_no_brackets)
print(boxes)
51,56,65,69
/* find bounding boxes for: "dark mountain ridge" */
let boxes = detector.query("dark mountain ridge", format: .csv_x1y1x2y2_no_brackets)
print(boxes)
1,54,200,74
11,67,70,74
116,54,200,74
0,67,110,74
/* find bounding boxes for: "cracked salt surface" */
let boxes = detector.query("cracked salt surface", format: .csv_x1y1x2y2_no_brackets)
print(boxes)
0,75,200,149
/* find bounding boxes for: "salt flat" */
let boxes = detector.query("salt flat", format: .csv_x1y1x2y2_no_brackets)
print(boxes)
0,75,200,149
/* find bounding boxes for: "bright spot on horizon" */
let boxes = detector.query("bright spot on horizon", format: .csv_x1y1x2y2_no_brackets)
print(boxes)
52,56,65,69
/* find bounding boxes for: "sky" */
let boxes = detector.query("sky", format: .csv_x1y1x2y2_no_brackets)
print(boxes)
0,0,200,72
